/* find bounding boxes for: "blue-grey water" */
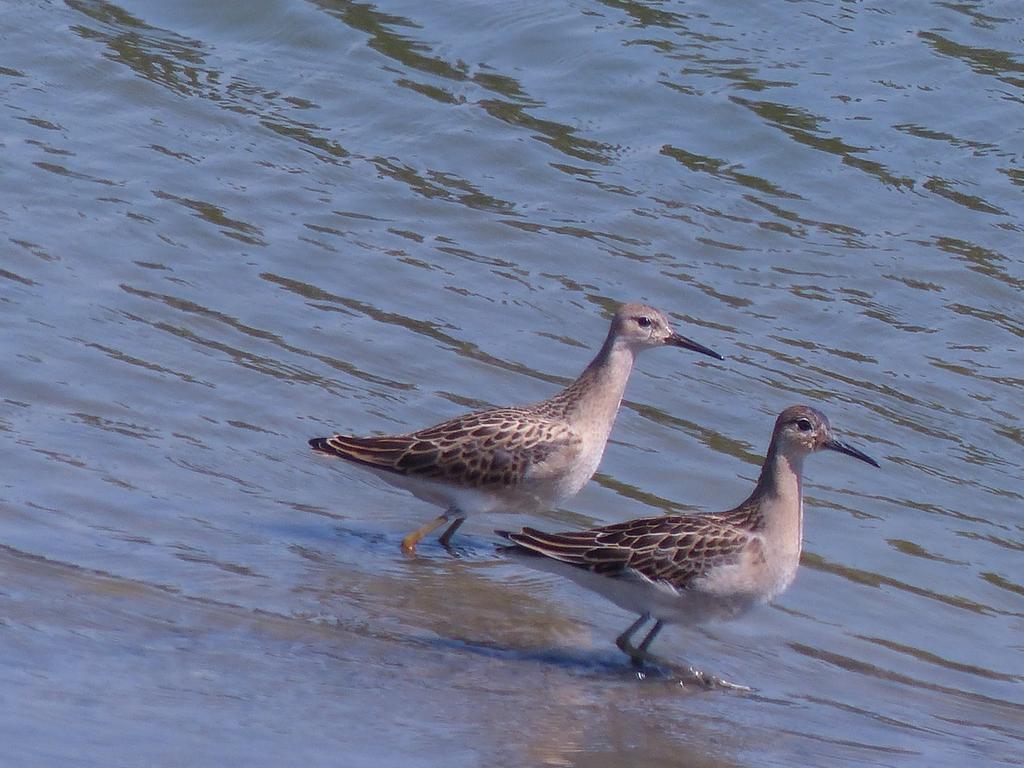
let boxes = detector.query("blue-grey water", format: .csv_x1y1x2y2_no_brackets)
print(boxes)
2,1,1022,766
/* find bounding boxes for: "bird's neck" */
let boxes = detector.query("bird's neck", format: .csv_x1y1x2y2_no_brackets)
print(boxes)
554,334,636,430
748,442,805,549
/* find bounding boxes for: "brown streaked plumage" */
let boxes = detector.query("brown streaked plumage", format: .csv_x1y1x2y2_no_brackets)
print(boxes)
498,405,879,687
311,409,579,490
309,303,723,553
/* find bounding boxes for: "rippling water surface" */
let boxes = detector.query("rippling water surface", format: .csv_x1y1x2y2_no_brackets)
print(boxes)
2,1,1022,765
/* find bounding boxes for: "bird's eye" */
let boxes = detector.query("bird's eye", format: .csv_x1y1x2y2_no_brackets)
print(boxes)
635,316,652,328
796,418,812,432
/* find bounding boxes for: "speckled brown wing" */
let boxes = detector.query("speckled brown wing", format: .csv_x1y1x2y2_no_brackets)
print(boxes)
500,514,759,591
309,407,582,489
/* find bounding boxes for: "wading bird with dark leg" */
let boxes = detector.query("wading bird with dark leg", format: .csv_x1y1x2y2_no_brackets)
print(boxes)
309,303,722,554
499,405,878,688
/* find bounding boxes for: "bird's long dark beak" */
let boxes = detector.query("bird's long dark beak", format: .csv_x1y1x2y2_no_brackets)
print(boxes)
824,437,879,468
667,331,724,361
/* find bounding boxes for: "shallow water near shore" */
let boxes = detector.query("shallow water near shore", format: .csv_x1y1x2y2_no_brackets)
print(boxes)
1,1,1022,766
